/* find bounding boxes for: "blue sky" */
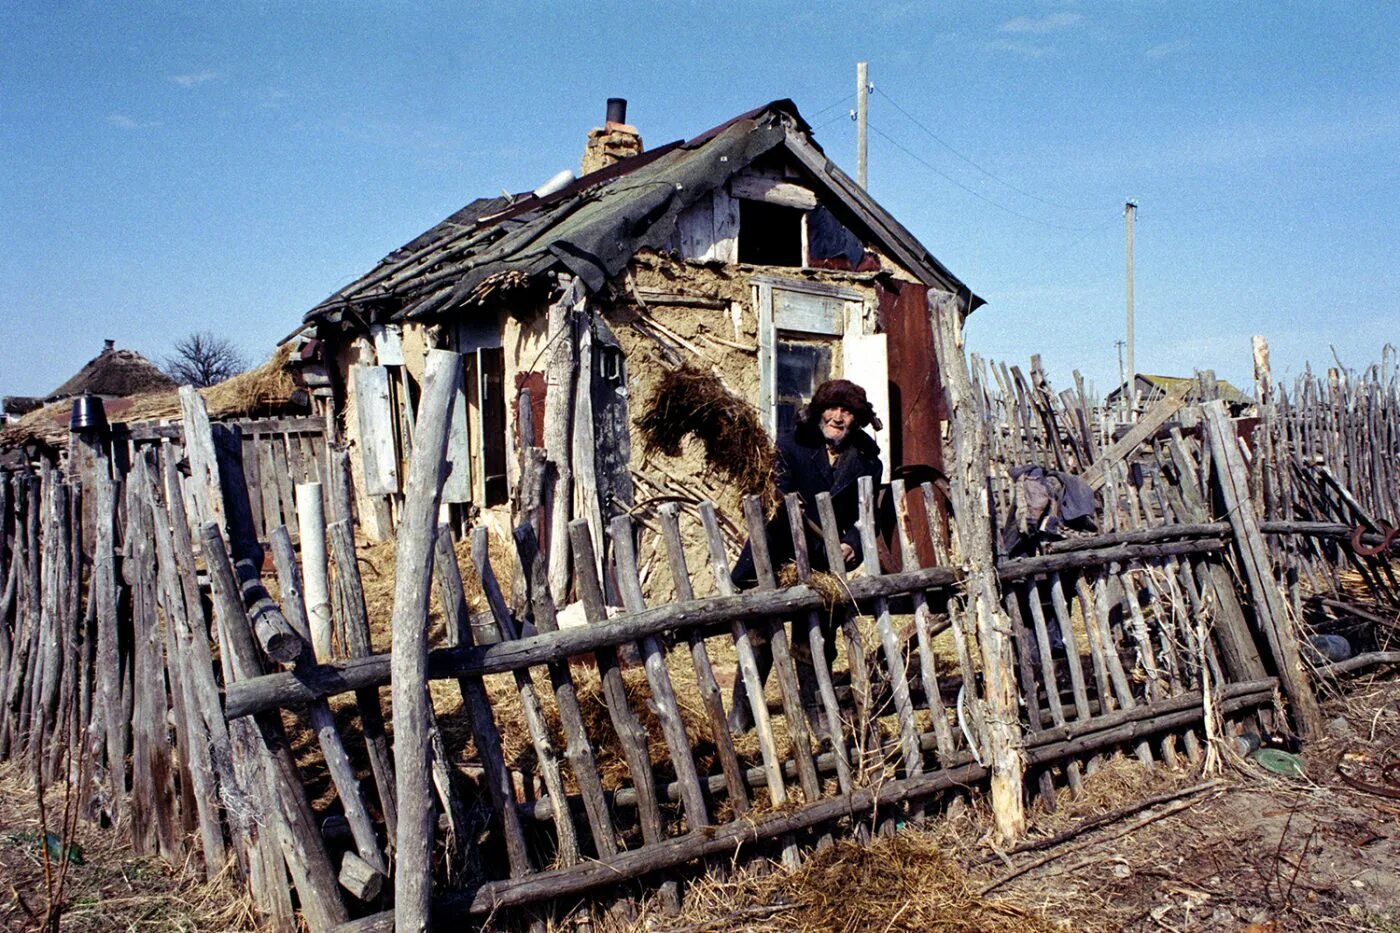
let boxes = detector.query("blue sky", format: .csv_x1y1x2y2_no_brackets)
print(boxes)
2,1,1396,402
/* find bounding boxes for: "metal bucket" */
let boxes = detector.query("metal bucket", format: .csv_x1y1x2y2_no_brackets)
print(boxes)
69,394,108,434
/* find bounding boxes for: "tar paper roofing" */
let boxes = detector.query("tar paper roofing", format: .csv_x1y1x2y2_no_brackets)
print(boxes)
302,100,982,332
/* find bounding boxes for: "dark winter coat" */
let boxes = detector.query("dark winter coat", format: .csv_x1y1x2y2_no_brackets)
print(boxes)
732,419,883,587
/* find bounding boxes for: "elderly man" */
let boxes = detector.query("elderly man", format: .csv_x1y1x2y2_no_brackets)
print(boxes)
729,378,883,733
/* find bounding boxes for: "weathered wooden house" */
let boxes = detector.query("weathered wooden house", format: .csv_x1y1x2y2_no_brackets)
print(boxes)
296,99,983,595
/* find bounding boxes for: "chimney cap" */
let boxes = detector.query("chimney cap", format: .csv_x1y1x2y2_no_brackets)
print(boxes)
606,98,627,125
103,339,115,351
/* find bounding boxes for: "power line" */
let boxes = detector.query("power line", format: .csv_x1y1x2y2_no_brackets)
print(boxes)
874,85,1097,213
806,92,855,120
812,110,852,133
867,120,1101,232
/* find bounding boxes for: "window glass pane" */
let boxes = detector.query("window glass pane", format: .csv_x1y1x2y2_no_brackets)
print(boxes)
775,339,832,443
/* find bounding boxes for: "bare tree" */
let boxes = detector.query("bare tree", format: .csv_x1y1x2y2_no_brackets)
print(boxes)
164,331,250,388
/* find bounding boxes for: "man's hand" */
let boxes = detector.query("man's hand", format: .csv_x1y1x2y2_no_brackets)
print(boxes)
840,542,855,564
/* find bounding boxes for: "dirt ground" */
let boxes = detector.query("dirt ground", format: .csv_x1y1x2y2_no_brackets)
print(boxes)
619,669,1400,933
7,669,1400,931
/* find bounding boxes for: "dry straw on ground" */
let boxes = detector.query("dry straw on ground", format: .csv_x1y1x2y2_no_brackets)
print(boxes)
0,762,257,931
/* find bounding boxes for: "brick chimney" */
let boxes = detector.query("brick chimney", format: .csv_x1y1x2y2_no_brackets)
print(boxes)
581,97,643,175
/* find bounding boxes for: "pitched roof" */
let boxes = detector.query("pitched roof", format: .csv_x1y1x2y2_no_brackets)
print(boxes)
1106,373,1250,405
48,345,175,401
303,100,982,331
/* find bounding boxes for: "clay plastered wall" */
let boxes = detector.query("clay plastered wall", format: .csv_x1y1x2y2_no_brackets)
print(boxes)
610,251,882,603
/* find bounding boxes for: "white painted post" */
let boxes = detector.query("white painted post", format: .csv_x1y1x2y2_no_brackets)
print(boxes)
295,482,333,661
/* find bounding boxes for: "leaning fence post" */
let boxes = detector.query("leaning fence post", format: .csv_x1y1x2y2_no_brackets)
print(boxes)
1202,399,1323,737
390,348,461,932
930,289,1026,843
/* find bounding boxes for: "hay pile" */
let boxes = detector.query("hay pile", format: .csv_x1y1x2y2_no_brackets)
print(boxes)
655,830,1053,933
637,365,777,509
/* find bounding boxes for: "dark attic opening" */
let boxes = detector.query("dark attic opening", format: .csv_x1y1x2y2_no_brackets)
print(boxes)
738,198,804,266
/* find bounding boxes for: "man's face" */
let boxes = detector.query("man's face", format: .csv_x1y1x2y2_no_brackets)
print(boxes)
819,405,854,446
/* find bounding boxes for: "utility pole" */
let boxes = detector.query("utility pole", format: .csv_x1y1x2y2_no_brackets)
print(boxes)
1114,339,1127,423
1124,199,1137,414
856,61,869,189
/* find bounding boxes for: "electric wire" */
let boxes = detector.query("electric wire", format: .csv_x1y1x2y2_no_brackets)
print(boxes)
806,92,856,120
874,85,1096,213
867,120,1100,232
812,110,853,132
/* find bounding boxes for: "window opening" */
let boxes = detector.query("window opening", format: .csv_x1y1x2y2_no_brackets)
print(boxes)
738,199,804,267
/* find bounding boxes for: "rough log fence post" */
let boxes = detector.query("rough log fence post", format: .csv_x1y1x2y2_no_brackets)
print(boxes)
930,290,1026,842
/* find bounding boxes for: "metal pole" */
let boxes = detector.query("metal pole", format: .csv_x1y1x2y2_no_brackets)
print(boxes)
857,61,869,189
1125,199,1137,414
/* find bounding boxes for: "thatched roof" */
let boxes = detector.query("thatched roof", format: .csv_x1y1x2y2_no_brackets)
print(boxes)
0,345,303,452
48,344,175,401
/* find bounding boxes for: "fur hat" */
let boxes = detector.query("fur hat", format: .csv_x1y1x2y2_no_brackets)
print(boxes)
806,379,882,431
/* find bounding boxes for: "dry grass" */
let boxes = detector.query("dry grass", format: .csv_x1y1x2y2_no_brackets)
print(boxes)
636,829,1059,933
0,762,256,932
636,365,777,510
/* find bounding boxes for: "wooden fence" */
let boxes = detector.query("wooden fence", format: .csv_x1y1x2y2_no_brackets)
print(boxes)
0,336,1396,930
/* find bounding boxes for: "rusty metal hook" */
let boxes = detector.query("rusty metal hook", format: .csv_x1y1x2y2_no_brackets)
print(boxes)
1350,521,1399,558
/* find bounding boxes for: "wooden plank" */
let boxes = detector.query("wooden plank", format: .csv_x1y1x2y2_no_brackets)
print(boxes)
387,348,461,932
149,455,224,874
730,174,818,210
772,288,844,336
711,186,740,262
855,477,922,780
756,282,775,433
815,491,877,762
567,515,680,908
178,386,225,528
677,194,717,261
241,431,265,538
201,525,348,930
351,365,400,497
657,503,752,814
442,373,473,504
781,493,851,822
255,438,283,536
740,496,822,809
544,279,583,600
160,448,252,877
268,439,298,543
1081,385,1190,491
889,481,956,762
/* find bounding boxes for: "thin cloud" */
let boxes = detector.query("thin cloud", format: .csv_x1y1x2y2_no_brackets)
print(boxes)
1145,40,1189,60
170,70,219,88
988,39,1058,60
107,113,161,130
1000,12,1081,34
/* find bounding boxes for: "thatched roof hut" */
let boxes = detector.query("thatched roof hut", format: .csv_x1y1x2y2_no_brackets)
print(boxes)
47,340,175,401
0,344,305,453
